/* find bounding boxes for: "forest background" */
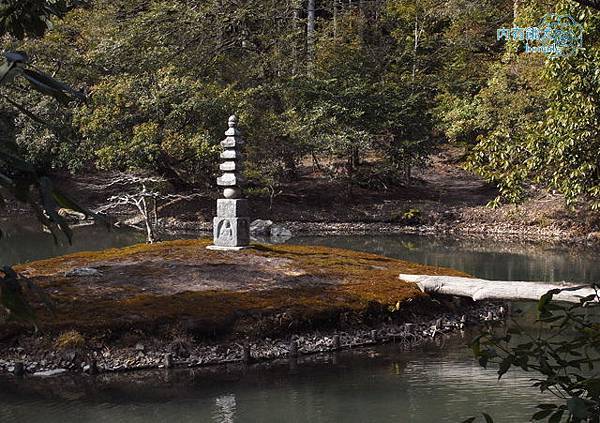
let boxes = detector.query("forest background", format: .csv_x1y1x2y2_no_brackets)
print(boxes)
0,0,599,223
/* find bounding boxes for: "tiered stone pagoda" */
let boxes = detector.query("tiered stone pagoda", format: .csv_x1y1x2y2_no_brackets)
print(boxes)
207,115,250,250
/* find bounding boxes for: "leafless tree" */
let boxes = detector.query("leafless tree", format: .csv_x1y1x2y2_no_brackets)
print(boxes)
95,174,200,243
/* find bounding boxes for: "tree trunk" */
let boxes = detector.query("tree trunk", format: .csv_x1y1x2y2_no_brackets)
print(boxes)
412,4,419,84
281,137,297,180
307,0,316,70
333,0,338,39
292,0,302,75
144,217,157,244
352,147,360,168
139,196,157,244
400,274,596,304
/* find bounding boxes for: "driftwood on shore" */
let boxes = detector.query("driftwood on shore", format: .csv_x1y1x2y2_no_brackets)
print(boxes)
400,274,596,303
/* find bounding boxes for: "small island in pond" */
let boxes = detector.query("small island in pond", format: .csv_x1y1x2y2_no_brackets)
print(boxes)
0,239,501,375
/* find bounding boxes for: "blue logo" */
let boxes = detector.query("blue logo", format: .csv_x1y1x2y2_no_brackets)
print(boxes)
497,14,583,58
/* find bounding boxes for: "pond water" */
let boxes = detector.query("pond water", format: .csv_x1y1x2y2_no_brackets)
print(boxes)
292,234,600,283
1,221,599,422
0,218,145,266
0,342,550,423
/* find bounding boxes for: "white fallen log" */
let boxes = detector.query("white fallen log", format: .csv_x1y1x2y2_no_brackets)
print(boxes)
400,274,596,303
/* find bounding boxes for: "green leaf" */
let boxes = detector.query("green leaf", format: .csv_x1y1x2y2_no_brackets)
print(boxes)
498,356,513,380
548,409,564,423
479,355,489,368
21,69,70,104
22,68,85,102
38,177,73,244
567,397,591,419
532,409,554,420
538,289,561,318
536,405,557,410
471,337,482,357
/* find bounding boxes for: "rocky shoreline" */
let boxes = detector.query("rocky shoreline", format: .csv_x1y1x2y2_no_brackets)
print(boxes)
0,300,506,378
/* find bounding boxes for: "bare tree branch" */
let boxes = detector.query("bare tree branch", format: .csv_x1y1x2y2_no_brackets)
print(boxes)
94,174,203,243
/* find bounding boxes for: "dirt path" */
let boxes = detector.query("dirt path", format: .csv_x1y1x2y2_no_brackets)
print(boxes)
414,146,496,206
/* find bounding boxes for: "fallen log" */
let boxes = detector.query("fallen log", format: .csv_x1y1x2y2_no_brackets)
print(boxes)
399,274,596,303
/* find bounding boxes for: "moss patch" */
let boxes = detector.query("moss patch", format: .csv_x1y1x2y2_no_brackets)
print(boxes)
9,239,468,337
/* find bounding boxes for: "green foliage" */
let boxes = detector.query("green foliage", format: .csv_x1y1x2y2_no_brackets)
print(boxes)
461,1,600,209
74,71,230,185
1,0,441,189
0,0,82,40
389,208,422,225
531,4,600,209
2,0,598,207
0,0,92,257
0,266,36,325
470,285,600,422
464,52,547,205
289,8,436,183
462,413,494,423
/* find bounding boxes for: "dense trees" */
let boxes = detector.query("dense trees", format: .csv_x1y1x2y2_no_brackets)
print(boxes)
462,1,600,209
0,1,493,186
0,0,599,209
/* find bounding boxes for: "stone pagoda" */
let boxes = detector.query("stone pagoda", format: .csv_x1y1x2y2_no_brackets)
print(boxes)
207,115,250,250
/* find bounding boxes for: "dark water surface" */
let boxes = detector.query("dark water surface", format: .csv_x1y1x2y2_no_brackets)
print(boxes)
0,342,550,423
0,218,145,266
0,222,598,422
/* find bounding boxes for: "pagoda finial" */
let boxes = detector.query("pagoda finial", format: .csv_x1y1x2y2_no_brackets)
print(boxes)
228,115,237,128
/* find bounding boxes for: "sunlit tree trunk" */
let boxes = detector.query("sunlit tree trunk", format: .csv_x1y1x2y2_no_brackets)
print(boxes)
292,0,302,75
307,0,316,70
402,274,596,304
333,0,338,39
412,1,420,83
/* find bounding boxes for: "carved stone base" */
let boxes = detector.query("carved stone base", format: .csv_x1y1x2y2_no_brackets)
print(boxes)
217,199,248,217
211,216,250,248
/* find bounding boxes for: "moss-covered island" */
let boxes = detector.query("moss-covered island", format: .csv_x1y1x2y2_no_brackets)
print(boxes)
5,239,466,337
0,239,488,375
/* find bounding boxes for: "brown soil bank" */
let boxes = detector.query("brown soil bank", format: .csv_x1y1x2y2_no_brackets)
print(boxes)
4,239,466,340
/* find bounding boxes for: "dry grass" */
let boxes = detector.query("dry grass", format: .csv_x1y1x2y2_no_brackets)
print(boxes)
54,330,85,350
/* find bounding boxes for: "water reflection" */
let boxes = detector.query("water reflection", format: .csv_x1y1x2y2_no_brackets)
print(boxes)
0,338,574,422
291,234,600,283
0,218,145,266
213,394,236,423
